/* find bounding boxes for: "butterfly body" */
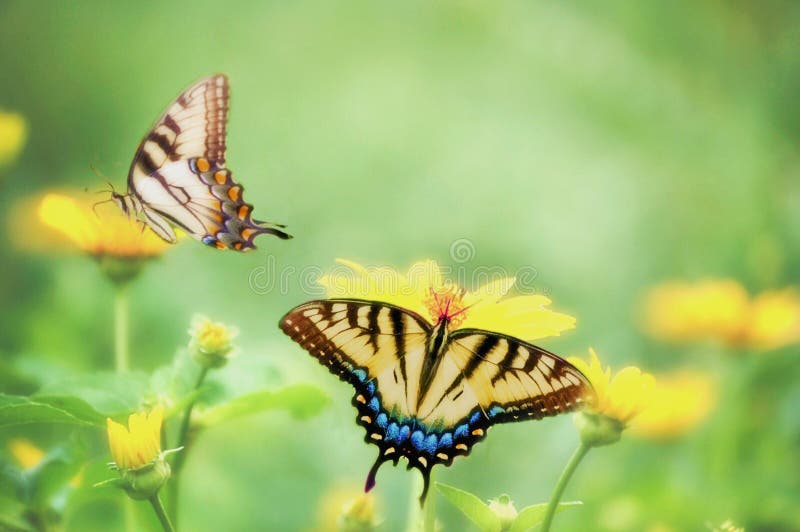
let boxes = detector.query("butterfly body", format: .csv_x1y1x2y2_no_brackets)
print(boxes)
280,299,592,502
112,74,290,250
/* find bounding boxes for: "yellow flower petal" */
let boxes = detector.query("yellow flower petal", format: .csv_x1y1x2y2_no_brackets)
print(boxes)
633,370,716,439
37,193,170,258
642,279,800,351
106,407,163,471
0,111,27,167
569,348,654,424
320,258,575,341
8,438,45,469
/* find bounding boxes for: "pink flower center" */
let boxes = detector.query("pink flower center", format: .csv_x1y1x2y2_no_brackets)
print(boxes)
424,286,470,327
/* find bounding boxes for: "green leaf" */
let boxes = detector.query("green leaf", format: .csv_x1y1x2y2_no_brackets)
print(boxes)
435,482,501,532
35,372,149,418
507,501,582,532
196,383,330,427
0,395,97,427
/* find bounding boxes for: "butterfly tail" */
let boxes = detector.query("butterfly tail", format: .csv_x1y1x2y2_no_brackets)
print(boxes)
254,224,293,240
364,455,384,493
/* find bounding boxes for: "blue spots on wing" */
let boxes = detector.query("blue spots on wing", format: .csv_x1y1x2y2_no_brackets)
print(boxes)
368,397,380,413
470,411,483,425
410,430,424,450
353,368,367,382
376,413,388,428
488,405,505,418
454,424,469,439
439,433,453,449
366,381,376,395
202,236,217,246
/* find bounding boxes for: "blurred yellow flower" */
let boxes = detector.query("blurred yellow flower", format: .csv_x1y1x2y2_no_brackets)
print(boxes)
38,193,169,259
107,406,163,470
632,370,716,440
318,259,575,340
8,438,45,469
8,438,83,487
0,111,27,167
643,279,800,350
188,315,238,368
569,349,656,425
314,483,380,532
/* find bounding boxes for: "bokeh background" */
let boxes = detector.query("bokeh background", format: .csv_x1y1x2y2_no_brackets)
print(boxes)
1,1,799,530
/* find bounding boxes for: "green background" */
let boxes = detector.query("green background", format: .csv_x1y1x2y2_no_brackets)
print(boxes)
1,1,798,530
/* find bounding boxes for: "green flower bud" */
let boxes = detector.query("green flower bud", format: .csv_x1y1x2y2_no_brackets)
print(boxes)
574,411,625,447
119,456,171,500
488,494,518,530
188,315,237,369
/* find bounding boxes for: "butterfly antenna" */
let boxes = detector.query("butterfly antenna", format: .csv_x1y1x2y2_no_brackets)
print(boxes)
89,163,117,194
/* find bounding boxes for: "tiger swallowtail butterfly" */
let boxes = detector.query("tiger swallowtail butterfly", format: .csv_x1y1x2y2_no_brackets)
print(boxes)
279,299,592,503
111,74,291,251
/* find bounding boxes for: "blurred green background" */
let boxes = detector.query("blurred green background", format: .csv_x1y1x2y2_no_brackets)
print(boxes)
1,1,799,530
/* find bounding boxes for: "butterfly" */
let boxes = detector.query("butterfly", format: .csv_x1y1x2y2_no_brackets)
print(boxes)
279,298,592,503
110,74,291,251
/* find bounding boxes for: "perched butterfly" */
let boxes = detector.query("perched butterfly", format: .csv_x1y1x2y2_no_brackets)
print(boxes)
279,298,592,503
110,74,291,251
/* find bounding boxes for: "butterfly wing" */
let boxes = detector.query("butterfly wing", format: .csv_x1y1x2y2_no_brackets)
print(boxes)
128,75,228,182
126,75,290,250
280,299,430,416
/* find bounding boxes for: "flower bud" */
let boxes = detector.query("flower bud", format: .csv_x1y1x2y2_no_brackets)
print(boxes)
488,494,518,530
574,411,624,447
188,315,237,369
120,456,171,500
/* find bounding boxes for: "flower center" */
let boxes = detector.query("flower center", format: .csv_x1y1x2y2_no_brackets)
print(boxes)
424,285,470,327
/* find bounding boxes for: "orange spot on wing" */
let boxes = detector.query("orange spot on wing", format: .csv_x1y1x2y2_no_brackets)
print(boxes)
197,158,210,172
214,171,227,184
215,240,225,249
242,228,255,240
233,242,243,251
227,187,241,202
237,205,249,219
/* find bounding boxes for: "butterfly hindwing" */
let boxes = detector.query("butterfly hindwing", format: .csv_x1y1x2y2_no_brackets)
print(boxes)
121,74,291,250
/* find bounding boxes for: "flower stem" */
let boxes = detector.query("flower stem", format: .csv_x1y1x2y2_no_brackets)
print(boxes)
167,366,209,523
541,442,591,532
148,495,175,532
114,287,129,373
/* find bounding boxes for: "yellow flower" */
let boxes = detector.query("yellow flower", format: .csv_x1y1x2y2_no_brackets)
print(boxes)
747,288,800,350
188,315,238,368
642,279,800,350
106,406,163,470
8,438,84,487
8,438,45,469
0,111,27,167
632,370,716,440
318,259,575,340
568,349,656,425
314,483,380,532
38,193,169,259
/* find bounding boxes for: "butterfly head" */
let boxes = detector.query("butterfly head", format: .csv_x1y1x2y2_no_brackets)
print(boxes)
425,286,471,327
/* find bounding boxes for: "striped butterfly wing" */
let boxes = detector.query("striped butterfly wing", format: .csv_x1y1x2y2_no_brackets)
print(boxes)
126,75,290,250
280,299,430,415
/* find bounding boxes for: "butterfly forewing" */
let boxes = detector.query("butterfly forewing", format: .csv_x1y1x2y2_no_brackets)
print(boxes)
128,75,228,183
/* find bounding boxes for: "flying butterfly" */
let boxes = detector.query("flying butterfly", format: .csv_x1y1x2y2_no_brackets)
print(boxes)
279,298,593,503
109,74,291,251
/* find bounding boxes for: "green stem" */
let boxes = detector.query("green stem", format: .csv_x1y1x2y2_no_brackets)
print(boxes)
405,470,436,532
167,366,209,523
114,287,129,373
148,495,175,532
541,442,591,532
